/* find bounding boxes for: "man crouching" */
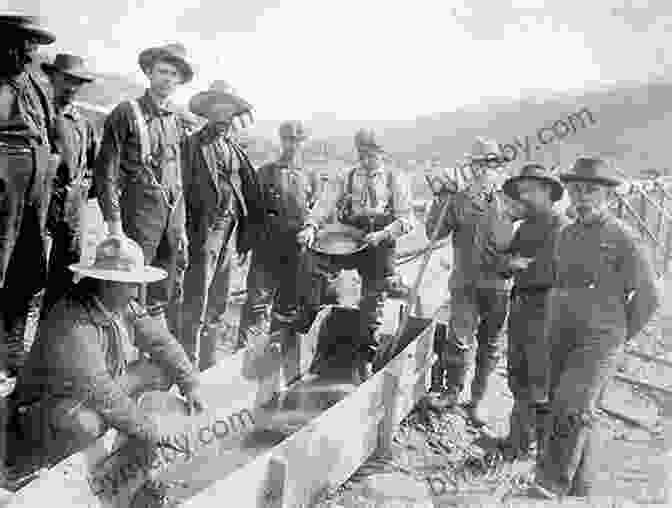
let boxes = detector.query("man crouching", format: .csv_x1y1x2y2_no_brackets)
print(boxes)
7,233,205,475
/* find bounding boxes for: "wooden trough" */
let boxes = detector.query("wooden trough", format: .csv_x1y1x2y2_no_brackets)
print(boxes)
4,305,436,507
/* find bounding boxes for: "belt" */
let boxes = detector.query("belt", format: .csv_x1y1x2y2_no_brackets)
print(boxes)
511,285,550,297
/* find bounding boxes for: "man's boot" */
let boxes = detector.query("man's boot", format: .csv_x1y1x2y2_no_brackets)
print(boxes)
464,356,497,427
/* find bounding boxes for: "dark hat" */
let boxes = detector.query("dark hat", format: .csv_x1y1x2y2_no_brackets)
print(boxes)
41,53,95,83
278,120,308,141
354,128,384,153
189,80,252,120
502,163,564,202
0,13,55,45
138,43,193,84
559,156,622,187
465,136,503,162
310,223,368,256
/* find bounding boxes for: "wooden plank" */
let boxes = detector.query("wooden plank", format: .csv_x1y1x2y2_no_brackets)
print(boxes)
178,317,436,508
6,307,328,507
599,377,661,430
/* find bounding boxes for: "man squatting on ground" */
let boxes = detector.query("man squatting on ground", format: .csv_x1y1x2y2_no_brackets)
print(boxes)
181,81,264,371
497,163,569,459
41,53,100,316
424,137,517,425
530,157,661,499
8,233,205,474
297,129,414,380
94,43,191,344
238,120,321,348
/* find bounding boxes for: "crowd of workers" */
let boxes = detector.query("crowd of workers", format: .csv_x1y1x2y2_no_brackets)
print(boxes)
0,12,663,502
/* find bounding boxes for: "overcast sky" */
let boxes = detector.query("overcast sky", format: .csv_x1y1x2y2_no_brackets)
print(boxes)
4,0,671,121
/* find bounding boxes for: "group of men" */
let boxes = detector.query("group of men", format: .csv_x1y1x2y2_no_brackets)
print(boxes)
0,13,663,502
0,13,415,478
425,138,661,499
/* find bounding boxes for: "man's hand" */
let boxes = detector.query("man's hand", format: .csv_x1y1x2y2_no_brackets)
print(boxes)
296,225,316,247
183,386,207,416
238,251,250,267
363,230,389,247
509,256,534,272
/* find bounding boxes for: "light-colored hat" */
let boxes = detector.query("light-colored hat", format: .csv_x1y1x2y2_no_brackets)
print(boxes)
465,136,503,162
189,80,253,120
503,163,564,202
354,129,384,153
41,53,95,83
310,223,368,256
138,43,193,84
69,234,167,283
559,156,622,187
278,120,308,141
0,13,55,45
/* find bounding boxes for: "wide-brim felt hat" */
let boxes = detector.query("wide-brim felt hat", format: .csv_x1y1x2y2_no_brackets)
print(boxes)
465,136,503,162
138,43,193,84
41,53,96,83
69,234,167,283
559,156,622,187
189,80,253,119
503,163,564,202
0,13,55,45
354,128,385,153
310,223,368,256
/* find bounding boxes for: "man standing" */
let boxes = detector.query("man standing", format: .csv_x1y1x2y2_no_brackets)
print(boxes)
181,81,264,371
10,233,205,473
297,129,414,381
498,164,568,459
95,43,192,339
0,14,59,377
41,53,100,315
531,157,661,499
424,137,516,425
239,120,320,348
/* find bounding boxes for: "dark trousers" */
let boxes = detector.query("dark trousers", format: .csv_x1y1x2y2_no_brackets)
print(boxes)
506,289,551,453
443,285,508,402
181,212,237,371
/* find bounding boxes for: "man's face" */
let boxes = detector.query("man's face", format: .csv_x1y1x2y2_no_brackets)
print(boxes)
103,280,140,308
359,149,383,171
148,60,182,99
280,136,303,159
51,71,86,106
0,36,36,78
567,181,609,216
516,179,553,213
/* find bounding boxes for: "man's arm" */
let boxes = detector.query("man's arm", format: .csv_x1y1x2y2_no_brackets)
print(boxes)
94,104,130,232
130,301,200,394
58,323,163,443
381,170,414,241
86,118,101,199
425,192,457,242
303,173,345,230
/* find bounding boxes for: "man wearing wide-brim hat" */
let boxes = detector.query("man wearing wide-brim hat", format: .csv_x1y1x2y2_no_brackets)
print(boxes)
180,81,265,370
297,128,415,382
495,164,569,461
423,136,517,424
41,53,101,316
94,42,194,346
238,120,323,352
0,13,61,379
9,233,205,475
529,156,661,499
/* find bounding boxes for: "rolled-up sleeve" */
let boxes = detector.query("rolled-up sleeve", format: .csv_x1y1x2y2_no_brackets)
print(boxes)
94,104,129,222
130,301,200,394
382,170,414,240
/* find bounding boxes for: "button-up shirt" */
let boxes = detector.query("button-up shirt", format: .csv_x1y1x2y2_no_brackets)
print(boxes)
306,165,414,239
506,208,569,290
0,71,53,147
95,90,185,223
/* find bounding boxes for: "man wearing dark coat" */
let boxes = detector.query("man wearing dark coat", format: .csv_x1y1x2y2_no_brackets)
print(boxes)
181,81,265,371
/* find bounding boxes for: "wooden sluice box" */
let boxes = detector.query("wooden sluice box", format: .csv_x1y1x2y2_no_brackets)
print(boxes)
5,305,437,507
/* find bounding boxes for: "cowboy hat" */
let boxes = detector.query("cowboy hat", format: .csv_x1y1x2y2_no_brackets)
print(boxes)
465,136,503,162
138,43,193,84
310,223,368,256
354,129,384,153
0,13,55,45
69,234,167,283
559,156,622,187
189,80,253,120
502,163,564,202
41,53,95,83
279,120,309,141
